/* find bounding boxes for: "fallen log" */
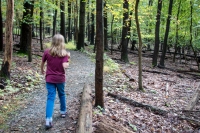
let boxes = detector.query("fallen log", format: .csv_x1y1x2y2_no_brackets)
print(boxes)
107,93,200,127
178,116,200,127
107,92,168,116
190,68,200,73
185,89,200,110
142,69,169,75
76,84,93,133
94,118,133,133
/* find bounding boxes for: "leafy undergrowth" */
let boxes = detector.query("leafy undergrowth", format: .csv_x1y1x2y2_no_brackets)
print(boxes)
0,53,43,128
87,47,200,132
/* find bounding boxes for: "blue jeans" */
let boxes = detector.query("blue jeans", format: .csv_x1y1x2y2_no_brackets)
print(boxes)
46,82,67,119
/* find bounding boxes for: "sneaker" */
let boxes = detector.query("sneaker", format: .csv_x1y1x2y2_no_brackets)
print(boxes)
45,122,53,130
60,112,68,118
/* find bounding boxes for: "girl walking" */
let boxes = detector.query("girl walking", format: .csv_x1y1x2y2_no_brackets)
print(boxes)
41,34,70,130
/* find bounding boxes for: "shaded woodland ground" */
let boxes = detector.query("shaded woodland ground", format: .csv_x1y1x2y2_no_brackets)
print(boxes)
0,35,200,132
91,46,200,132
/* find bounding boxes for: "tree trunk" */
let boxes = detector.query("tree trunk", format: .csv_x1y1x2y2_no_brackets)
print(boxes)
87,0,91,43
152,0,163,67
104,2,108,51
60,0,67,42
40,1,43,51
189,0,199,70
110,15,114,55
91,8,95,45
135,0,143,90
173,0,181,62
159,0,173,67
95,0,104,108
77,0,86,50
20,1,34,55
120,0,129,63
52,0,57,36
127,10,133,51
0,0,3,51
74,0,78,43
68,0,72,41
1,0,14,79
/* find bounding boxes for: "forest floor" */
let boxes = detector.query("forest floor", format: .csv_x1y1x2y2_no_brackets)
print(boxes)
0,37,200,133
92,47,200,133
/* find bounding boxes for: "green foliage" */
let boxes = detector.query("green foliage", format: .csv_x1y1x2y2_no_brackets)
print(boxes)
15,52,27,57
104,54,120,74
66,41,76,50
93,105,104,115
129,123,137,132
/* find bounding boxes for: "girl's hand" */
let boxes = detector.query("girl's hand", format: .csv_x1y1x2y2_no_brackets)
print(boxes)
41,69,45,75
63,62,69,69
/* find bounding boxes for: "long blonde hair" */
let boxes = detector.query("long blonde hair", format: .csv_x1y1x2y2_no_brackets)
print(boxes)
49,34,67,57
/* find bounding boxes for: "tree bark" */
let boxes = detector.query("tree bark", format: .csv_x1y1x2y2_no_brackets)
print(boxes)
173,0,181,62
40,1,43,51
60,0,67,42
152,0,163,67
121,0,129,63
135,0,143,90
87,0,91,42
1,0,14,79
159,0,173,67
185,88,200,110
74,0,79,43
110,15,114,55
95,0,104,108
52,0,57,36
0,0,3,51
104,1,108,51
77,0,86,50
68,0,72,41
76,84,92,133
20,0,34,56
91,9,95,45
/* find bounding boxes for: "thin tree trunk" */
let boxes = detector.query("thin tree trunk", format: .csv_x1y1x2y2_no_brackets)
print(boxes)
40,1,43,51
135,0,143,91
91,9,95,45
104,1,108,51
77,0,86,50
95,0,104,108
127,10,133,50
74,0,78,43
52,0,57,36
68,0,72,41
60,0,67,42
152,0,163,67
173,0,181,62
1,0,14,79
87,0,91,42
159,0,173,67
189,0,199,69
111,15,114,55
0,0,3,51
27,1,34,62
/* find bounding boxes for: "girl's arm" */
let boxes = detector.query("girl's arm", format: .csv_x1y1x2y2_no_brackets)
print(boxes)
41,61,45,74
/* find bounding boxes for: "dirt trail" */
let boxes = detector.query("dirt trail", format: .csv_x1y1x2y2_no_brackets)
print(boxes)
2,50,95,133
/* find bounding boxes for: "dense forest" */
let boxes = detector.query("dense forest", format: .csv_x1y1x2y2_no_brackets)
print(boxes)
0,0,200,132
